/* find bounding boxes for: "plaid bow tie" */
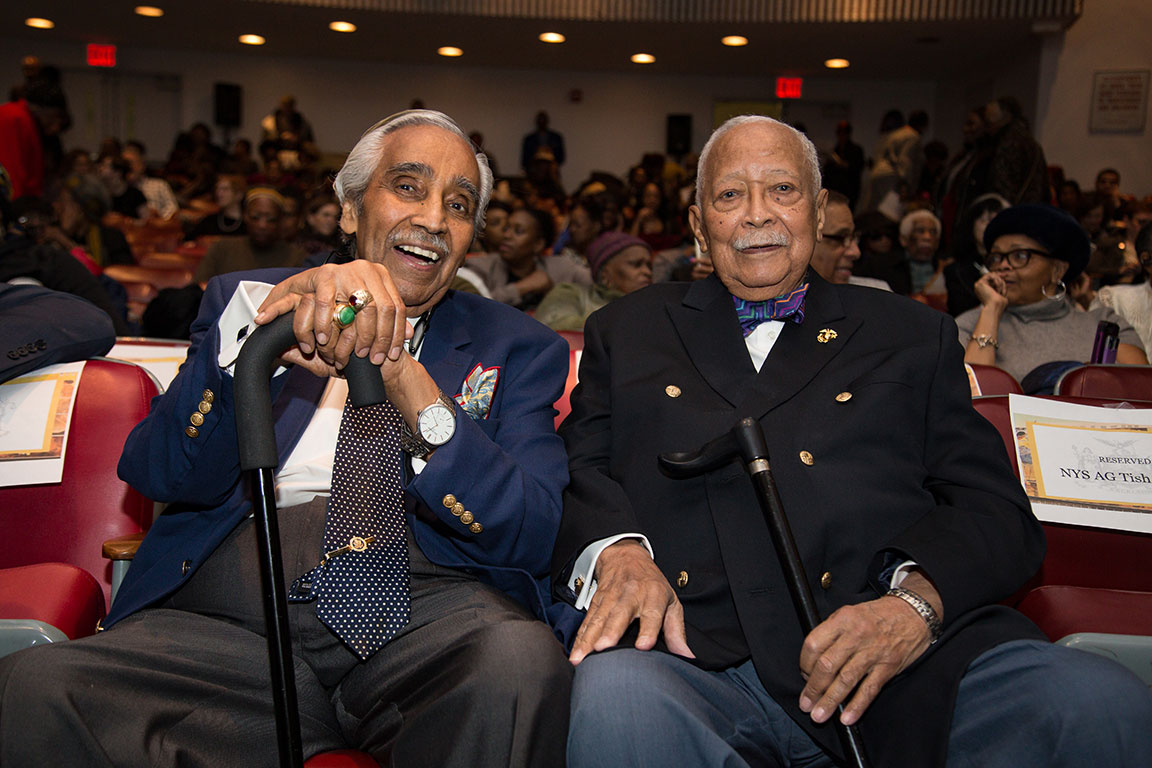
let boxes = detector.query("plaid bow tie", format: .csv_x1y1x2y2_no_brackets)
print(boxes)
732,283,809,337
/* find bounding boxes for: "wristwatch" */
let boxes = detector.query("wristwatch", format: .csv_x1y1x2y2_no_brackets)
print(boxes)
400,391,457,458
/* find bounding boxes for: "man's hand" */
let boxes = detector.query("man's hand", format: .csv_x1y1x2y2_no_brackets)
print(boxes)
797,572,941,726
254,260,411,372
569,539,694,665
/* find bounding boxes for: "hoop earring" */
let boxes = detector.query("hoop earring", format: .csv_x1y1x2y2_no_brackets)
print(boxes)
1043,280,1067,301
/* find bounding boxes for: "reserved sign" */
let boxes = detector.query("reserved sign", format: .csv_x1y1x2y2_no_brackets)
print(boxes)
1008,395,1152,533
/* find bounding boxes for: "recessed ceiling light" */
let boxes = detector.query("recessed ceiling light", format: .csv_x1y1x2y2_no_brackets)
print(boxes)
239,34,266,46
631,53,655,64
25,17,55,29
824,58,850,69
438,46,463,57
134,6,164,17
329,21,356,33
721,35,748,47
539,32,565,44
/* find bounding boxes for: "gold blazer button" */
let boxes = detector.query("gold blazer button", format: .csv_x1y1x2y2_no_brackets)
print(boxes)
190,412,205,427
201,389,215,403
835,392,852,403
676,571,689,588
185,426,200,438
198,400,213,415
460,511,475,525
442,494,457,508
469,522,484,534
799,450,814,466
451,502,465,517
820,571,832,589
665,385,682,398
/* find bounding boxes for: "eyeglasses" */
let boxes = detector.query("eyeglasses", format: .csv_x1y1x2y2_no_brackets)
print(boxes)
823,231,858,247
984,247,1049,270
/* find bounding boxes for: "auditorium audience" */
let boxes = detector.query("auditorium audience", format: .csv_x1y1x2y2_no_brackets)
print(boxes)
295,193,341,257
1093,222,1152,352
982,97,1049,206
469,207,590,310
535,231,652,331
187,174,246,238
98,155,148,221
956,204,1146,388
193,187,307,284
44,174,133,269
945,193,1011,316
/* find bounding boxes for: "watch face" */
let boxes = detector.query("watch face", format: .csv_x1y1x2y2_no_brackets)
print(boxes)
418,403,456,446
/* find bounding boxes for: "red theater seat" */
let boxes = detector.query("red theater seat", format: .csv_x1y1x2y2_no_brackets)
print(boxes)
0,358,159,644
1054,364,1152,402
965,363,1022,396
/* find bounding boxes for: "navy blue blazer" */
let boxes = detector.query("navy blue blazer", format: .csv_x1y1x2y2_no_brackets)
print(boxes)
110,268,577,638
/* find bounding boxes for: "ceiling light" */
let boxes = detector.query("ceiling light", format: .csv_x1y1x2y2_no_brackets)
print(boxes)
824,58,850,69
25,18,55,29
631,53,655,64
329,21,356,33
539,32,565,44
239,34,266,46
438,46,463,57
721,35,748,47
134,6,164,17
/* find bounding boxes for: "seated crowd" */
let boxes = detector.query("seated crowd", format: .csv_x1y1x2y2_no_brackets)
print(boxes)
1,65,1151,768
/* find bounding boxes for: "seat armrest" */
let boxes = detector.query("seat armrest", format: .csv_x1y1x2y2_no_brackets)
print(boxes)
103,533,146,561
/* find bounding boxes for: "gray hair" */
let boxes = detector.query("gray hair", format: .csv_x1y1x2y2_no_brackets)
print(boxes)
695,115,821,207
899,209,942,239
333,109,493,231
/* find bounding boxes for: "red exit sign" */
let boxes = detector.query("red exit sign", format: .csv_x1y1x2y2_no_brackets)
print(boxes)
776,77,803,99
87,44,117,67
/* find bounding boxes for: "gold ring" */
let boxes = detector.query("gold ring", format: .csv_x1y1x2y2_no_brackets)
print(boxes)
332,303,356,329
349,289,373,311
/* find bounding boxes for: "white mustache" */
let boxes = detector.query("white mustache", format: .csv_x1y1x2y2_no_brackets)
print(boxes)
732,231,789,250
387,228,448,257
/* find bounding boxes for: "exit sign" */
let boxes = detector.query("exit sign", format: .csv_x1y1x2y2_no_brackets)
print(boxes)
776,77,803,99
87,44,117,67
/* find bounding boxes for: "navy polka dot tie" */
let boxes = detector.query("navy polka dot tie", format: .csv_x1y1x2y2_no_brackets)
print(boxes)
316,399,410,660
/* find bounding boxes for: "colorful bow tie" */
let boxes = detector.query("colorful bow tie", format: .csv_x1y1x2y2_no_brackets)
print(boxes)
733,283,809,336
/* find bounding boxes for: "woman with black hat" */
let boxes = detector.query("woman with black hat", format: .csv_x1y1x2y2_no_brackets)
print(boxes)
956,204,1146,384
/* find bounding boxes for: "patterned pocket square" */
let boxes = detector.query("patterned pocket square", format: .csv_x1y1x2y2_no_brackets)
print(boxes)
455,363,500,420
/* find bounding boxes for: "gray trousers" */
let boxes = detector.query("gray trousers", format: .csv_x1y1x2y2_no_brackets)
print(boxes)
0,497,572,767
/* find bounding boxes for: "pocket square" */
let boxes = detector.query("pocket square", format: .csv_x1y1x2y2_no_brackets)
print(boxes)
455,363,500,420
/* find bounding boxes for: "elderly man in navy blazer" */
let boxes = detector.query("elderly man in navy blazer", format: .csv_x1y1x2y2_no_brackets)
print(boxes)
0,110,573,767
554,115,1152,767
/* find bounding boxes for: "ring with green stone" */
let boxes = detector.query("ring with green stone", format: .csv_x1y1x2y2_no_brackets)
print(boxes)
332,303,357,329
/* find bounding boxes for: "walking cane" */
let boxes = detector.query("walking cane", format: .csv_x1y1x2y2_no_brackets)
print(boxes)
235,312,387,768
659,417,871,768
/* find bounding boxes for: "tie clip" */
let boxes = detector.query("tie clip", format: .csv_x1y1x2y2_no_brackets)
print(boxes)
318,535,376,567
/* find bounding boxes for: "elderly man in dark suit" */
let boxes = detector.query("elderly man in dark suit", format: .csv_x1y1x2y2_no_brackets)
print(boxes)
0,110,573,767
553,115,1152,767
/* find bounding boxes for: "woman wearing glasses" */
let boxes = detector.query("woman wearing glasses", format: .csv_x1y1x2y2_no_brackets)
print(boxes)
956,204,1146,386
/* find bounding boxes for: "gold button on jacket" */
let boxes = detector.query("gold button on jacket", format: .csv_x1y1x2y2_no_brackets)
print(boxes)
184,426,199,438
460,511,474,525
469,522,483,534
442,494,457,508
799,450,814,466
201,389,215,403
820,571,832,589
676,570,689,588
190,412,204,427
835,391,852,403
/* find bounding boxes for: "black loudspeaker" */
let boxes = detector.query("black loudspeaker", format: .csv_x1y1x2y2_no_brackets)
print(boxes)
666,114,692,156
214,82,242,128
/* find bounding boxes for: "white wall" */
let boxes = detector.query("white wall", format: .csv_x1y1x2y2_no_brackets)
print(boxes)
1035,0,1152,195
3,37,937,190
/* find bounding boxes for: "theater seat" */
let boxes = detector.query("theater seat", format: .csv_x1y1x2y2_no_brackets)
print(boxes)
1054,364,1152,402
1017,585,1152,642
965,363,1022,396
304,750,381,767
0,358,159,653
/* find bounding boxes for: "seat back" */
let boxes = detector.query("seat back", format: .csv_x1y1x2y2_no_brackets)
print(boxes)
0,358,158,608
965,363,1022,396
1054,364,1152,401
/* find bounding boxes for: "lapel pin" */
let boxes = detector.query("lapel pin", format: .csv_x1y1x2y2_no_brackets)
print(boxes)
817,328,838,344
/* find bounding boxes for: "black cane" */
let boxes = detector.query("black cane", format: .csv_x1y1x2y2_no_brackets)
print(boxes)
235,313,387,768
659,417,870,768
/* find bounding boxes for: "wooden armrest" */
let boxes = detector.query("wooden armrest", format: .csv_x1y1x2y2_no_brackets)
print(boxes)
103,533,145,561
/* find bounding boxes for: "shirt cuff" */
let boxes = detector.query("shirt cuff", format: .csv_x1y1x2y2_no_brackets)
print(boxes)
888,560,919,589
217,280,287,376
569,534,653,610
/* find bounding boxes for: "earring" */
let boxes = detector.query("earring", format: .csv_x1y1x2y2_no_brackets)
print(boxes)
1042,280,1067,301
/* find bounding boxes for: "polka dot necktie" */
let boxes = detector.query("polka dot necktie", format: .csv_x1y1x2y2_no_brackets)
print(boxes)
315,399,410,660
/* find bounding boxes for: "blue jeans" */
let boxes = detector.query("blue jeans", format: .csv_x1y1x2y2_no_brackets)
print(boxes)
567,640,1152,767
